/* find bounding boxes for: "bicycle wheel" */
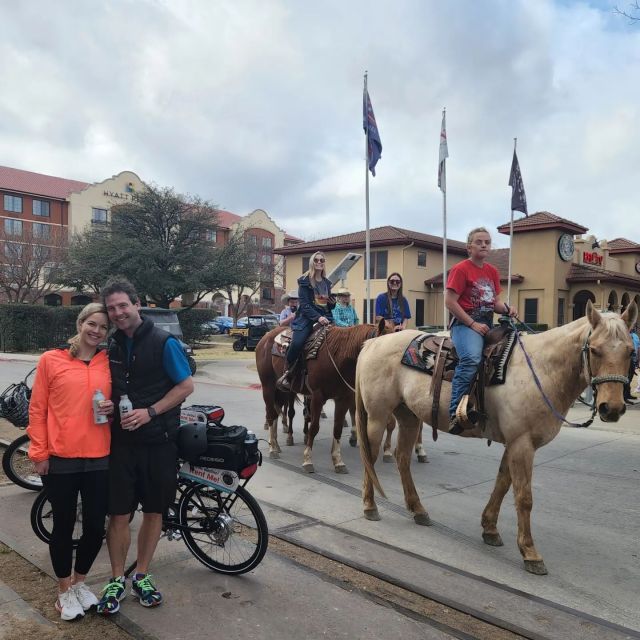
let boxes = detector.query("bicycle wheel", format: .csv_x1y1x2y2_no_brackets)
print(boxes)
3,434,42,490
178,483,268,575
30,489,82,548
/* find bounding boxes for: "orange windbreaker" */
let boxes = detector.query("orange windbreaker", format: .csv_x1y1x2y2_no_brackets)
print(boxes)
27,349,112,462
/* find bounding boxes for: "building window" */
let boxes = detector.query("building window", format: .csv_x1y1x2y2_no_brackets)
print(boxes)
91,207,108,224
247,234,257,246
362,299,376,322
4,219,23,236
4,195,22,213
415,299,424,326
524,298,538,324
302,256,310,273
417,251,426,267
261,254,272,264
262,237,272,248
206,230,217,242
364,250,388,279
557,298,565,327
33,222,50,239
4,242,23,258
262,287,273,300
32,200,50,217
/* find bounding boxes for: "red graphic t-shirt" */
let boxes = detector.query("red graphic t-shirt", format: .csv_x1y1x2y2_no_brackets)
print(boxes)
446,260,501,317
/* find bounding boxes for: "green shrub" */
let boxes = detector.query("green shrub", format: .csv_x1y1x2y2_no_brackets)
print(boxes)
176,308,218,343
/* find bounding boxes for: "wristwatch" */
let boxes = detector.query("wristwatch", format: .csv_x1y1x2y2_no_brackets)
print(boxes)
147,407,157,418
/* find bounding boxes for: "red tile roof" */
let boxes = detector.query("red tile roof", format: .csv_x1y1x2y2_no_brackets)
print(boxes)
566,263,640,289
0,165,89,200
607,237,640,254
275,225,468,255
497,211,587,236
424,248,524,286
215,209,243,229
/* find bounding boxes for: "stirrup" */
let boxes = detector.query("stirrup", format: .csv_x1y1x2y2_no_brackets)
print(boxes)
454,395,478,430
276,371,292,392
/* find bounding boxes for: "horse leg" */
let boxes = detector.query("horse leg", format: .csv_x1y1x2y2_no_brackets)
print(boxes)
481,450,511,547
348,405,357,447
285,394,295,446
394,407,430,526
361,416,387,521
267,418,282,459
414,422,428,463
331,397,350,474
383,417,396,462
302,392,323,473
303,396,310,446
507,437,547,575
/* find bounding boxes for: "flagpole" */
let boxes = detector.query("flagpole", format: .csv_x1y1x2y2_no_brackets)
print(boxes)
364,71,371,323
441,108,447,329
507,137,516,306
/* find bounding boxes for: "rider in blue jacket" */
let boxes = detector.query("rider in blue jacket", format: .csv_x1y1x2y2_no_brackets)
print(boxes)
277,251,335,391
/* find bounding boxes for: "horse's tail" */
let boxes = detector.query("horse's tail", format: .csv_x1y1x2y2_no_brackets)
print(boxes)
356,361,386,499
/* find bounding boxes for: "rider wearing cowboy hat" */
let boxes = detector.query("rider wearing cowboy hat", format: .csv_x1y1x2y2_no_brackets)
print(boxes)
332,287,359,327
279,290,299,327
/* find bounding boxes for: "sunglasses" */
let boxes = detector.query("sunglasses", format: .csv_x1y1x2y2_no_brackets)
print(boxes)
313,258,325,263
388,279,401,284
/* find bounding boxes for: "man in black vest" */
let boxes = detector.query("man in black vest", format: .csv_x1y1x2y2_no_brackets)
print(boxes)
97,278,194,615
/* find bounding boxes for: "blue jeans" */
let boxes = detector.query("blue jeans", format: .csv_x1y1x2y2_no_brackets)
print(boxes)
286,325,312,368
449,321,489,417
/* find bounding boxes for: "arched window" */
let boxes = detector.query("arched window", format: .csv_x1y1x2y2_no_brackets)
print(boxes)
572,290,596,321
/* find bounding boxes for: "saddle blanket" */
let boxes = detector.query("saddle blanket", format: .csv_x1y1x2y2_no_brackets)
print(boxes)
271,325,327,361
401,330,517,386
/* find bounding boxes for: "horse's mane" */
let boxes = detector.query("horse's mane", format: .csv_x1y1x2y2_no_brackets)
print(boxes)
597,312,632,341
326,324,378,359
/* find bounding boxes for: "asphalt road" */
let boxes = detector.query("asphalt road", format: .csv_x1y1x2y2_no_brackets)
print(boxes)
1,355,639,637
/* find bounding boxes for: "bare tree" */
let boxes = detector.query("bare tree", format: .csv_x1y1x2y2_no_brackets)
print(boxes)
0,224,68,303
614,1,640,21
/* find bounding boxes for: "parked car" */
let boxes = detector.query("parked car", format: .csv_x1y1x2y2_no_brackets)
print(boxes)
211,316,235,334
139,308,197,375
200,320,221,336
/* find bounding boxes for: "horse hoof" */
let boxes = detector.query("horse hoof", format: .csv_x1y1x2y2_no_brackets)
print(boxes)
302,463,315,474
286,436,294,446
482,532,504,547
349,437,357,447
383,453,394,463
335,465,348,474
263,424,269,431
269,451,280,459
417,454,428,463
413,513,431,526
524,560,548,575
364,509,380,521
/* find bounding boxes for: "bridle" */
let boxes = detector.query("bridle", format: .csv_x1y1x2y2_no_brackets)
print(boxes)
514,323,628,429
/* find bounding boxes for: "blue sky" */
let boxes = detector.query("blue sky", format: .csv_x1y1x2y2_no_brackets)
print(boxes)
1,0,638,247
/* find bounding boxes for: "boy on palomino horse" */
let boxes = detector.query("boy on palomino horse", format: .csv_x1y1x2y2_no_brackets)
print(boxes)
277,251,335,391
445,227,517,434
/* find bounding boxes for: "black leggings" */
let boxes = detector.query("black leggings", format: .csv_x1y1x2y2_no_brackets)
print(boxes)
41,470,108,578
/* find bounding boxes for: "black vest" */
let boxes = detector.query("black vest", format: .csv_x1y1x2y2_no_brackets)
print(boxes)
108,317,181,444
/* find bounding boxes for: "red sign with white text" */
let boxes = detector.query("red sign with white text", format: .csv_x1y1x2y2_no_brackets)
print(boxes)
583,251,603,266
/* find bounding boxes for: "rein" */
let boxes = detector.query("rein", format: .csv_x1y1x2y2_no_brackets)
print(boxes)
510,321,627,429
325,326,379,394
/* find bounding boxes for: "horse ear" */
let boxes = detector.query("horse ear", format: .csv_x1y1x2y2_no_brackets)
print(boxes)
376,317,386,336
586,299,602,328
621,301,638,330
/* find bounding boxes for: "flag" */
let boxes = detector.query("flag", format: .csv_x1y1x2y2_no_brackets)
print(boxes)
508,149,528,216
363,89,382,176
438,111,448,193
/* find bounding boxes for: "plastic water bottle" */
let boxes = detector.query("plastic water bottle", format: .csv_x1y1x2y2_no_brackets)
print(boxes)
244,429,258,457
119,394,133,421
93,389,108,425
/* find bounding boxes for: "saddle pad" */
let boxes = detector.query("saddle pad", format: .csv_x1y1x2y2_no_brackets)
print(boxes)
271,325,327,361
401,333,433,373
487,330,517,385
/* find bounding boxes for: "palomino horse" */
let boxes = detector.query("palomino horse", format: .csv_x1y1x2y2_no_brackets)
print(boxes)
256,321,386,473
355,301,637,575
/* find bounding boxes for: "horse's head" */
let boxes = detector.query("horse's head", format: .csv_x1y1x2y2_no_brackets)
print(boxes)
585,300,638,422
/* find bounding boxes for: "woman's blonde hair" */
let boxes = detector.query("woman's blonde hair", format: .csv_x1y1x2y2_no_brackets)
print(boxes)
304,251,327,279
68,302,108,358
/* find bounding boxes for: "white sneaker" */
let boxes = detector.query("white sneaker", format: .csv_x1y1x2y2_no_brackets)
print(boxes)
55,588,85,621
72,582,99,611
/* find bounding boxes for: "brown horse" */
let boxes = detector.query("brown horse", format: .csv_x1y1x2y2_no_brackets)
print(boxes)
256,321,386,473
355,301,637,574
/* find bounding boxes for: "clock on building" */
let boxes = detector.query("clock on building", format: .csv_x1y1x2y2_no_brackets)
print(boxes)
558,233,574,262
635,262,640,274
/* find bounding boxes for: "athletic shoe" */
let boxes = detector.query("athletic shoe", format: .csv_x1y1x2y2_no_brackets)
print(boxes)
97,576,127,615
55,588,85,621
72,582,99,611
131,573,163,607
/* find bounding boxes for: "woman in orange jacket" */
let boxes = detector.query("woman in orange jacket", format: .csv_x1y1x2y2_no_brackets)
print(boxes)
28,303,113,621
